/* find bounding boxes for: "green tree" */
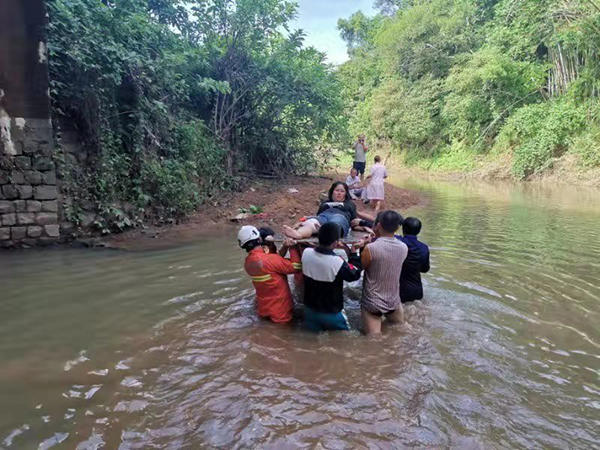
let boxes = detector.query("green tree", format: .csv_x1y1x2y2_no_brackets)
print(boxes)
48,0,345,231
337,11,382,54
337,0,600,178
442,47,546,146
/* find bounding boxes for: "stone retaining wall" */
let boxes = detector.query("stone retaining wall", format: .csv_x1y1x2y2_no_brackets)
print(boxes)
0,119,59,247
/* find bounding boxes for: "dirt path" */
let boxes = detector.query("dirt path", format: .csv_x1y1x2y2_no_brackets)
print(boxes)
105,173,424,250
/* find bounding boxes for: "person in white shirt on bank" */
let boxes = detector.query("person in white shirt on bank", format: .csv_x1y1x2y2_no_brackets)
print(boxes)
345,167,364,200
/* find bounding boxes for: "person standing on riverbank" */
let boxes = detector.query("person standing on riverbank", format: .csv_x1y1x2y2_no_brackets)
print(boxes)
361,210,407,335
238,225,301,324
301,222,364,331
352,134,368,180
396,217,430,303
365,155,387,213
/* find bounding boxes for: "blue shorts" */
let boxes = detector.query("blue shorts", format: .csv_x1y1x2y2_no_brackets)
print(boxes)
353,161,366,175
316,208,350,237
303,306,350,332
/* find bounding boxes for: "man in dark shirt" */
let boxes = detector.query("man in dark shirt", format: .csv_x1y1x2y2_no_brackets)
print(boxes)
396,217,430,302
301,222,364,331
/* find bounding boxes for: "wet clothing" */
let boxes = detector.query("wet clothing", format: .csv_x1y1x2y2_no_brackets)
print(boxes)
301,247,362,331
303,307,350,332
361,237,408,314
368,309,398,318
365,163,387,200
352,160,366,175
244,246,302,323
396,235,430,302
312,200,358,237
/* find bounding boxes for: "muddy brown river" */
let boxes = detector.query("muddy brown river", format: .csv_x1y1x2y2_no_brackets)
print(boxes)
1,177,599,448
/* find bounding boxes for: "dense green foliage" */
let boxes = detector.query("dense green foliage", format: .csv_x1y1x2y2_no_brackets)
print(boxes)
44,0,600,234
48,0,346,230
338,0,600,178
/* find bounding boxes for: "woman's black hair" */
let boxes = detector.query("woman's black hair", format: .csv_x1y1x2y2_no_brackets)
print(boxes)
242,239,262,252
328,181,351,202
258,227,275,242
258,226,277,253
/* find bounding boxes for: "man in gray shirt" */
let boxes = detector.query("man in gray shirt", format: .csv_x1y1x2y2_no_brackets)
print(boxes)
352,134,368,180
361,210,408,335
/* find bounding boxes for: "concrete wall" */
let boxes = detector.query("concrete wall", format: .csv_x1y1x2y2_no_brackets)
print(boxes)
0,0,59,247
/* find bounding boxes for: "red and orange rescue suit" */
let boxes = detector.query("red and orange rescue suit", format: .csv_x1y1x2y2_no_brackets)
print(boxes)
244,246,302,323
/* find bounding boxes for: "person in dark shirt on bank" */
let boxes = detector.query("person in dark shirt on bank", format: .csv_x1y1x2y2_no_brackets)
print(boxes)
301,222,364,331
396,217,430,302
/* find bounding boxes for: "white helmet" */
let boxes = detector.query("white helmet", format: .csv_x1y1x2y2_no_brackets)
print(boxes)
237,225,260,247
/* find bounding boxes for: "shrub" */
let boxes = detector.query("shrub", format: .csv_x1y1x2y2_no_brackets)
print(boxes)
139,121,230,219
442,47,545,146
174,121,230,195
496,100,587,178
571,126,600,168
424,141,478,171
141,158,200,218
371,77,444,149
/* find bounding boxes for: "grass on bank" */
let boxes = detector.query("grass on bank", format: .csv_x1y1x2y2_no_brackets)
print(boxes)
332,127,600,185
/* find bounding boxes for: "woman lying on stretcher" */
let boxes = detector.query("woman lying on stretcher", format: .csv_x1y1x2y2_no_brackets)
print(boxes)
283,181,375,240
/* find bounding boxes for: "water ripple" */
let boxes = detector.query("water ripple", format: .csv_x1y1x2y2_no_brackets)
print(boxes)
1,181,600,448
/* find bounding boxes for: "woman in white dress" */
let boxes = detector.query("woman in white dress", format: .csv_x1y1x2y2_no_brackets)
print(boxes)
365,155,387,213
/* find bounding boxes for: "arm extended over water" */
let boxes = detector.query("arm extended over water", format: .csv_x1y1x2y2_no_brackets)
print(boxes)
266,244,302,274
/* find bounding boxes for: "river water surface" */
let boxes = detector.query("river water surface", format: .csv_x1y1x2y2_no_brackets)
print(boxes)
1,178,599,449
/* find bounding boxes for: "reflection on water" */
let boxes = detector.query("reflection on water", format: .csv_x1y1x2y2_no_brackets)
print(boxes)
1,179,599,448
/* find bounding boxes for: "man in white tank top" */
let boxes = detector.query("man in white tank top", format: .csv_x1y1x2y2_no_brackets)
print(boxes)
360,210,408,335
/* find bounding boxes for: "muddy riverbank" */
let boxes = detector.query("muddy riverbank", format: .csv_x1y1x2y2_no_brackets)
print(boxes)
105,174,424,250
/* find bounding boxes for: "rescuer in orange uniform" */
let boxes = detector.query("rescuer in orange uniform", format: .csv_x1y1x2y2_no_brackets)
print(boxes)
238,225,302,323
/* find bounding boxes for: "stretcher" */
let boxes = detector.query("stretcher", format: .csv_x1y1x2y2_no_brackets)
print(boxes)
272,229,373,246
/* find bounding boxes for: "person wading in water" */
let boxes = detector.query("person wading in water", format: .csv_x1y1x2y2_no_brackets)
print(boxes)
396,217,430,303
360,210,408,335
301,222,365,332
238,225,301,324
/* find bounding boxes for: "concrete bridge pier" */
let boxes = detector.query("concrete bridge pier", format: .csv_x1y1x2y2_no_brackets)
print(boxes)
0,0,59,247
